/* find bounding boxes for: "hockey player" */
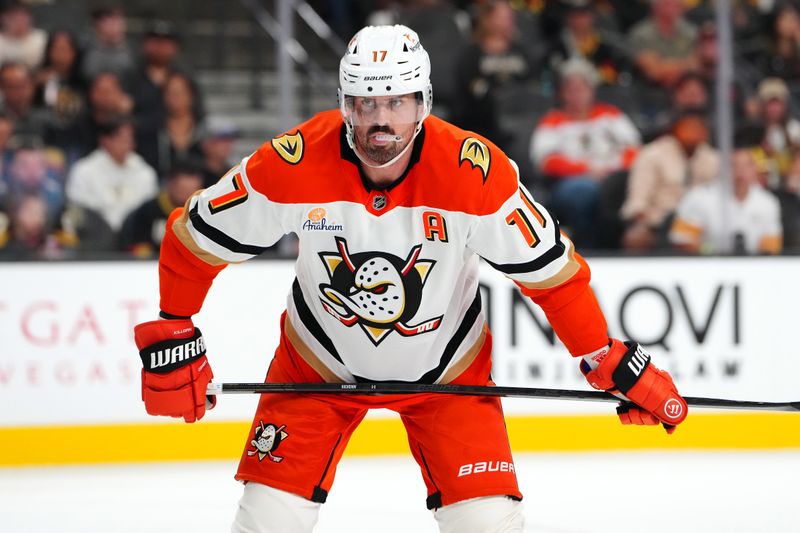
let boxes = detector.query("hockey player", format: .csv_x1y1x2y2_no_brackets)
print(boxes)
133,25,688,533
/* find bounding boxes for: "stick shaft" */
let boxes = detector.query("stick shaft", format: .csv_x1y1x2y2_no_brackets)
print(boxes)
205,382,800,412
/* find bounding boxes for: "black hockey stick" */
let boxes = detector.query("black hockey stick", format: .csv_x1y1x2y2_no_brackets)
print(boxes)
205,382,800,412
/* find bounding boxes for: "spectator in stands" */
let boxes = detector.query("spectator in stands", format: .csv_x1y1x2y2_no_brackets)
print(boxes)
531,58,640,248
628,0,698,89
753,77,800,190
645,71,710,141
0,62,52,140
69,71,133,158
54,202,116,254
545,0,629,86
119,159,204,257
397,0,469,113
670,148,782,255
126,20,180,142
620,110,719,251
777,150,800,252
0,112,14,180
91,70,133,119
128,20,190,165
0,204,7,247
66,118,157,232
604,0,651,33
200,117,238,188
753,2,800,83
684,0,768,47
3,142,64,217
0,194,59,258
451,0,536,149
686,2,772,84
145,72,205,177
81,6,134,83
35,30,86,165
540,0,624,42
692,22,720,83
693,22,758,119
0,1,47,69
672,71,709,111
36,30,84,111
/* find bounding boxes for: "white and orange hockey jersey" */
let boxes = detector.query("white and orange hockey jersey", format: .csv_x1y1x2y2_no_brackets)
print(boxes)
531,103,640,177
158,110,609,384
669,181,782,255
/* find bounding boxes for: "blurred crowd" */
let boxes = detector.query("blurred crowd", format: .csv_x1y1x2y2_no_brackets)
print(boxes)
1,0,800,259
365,0,800,255
0,2,239,259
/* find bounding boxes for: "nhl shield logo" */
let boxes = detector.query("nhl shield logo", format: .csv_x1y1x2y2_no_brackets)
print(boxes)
271,131,304,165
318,237,443,345
372,194,387,211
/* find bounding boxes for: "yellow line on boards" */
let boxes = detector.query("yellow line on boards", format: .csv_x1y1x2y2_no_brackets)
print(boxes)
1,413,798,467
505,412,800,451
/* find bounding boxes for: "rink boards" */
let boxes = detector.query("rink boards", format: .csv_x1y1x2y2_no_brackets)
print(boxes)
1,258,799,465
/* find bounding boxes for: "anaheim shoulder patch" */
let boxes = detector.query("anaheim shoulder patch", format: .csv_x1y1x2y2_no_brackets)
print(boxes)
459,137,491,183
271,130,305,165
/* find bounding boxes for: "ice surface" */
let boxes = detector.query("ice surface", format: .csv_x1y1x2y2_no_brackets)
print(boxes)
0,451,797,532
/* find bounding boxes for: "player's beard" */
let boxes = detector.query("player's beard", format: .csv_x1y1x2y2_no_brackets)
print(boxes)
356,125,407,165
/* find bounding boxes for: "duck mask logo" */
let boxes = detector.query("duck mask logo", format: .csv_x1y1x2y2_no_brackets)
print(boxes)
247,421,289,463
318,237,443,345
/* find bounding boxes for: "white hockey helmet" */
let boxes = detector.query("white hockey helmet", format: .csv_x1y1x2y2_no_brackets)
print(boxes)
339,25,433,167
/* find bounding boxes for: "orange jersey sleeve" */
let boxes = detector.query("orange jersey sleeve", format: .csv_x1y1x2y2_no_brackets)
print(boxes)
159,206,227,317
516,253,608,356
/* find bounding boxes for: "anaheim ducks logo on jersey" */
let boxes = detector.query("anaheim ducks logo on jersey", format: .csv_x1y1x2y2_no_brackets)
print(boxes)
271,130,304,164
318,237,443,346
459,137,491,183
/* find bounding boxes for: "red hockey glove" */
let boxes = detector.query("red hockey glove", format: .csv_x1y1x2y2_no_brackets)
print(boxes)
134,319,215,423
580,339,687,434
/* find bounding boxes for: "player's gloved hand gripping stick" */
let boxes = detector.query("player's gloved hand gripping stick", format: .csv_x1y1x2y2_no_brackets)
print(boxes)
134,319,215,423
580,339,688,433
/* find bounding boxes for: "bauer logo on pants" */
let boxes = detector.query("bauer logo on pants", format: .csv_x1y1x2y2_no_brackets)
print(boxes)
248,421,289,462
457,460,515,477
318,237,443,346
